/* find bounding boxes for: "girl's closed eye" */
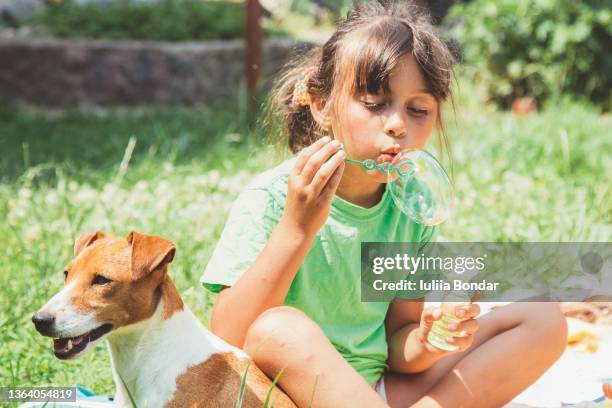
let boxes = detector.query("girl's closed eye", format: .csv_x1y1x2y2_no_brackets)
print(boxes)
408,106,429,117
362,99,386,112
361,97,431,117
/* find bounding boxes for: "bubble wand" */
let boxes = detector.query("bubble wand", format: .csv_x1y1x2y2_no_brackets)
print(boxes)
343,156,416,177
341,148,454,227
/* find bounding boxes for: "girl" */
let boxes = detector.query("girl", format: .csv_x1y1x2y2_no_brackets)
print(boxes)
201,1,567,407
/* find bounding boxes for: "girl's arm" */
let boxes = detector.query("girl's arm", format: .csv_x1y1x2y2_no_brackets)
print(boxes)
385,298,480,373
210,137,346,348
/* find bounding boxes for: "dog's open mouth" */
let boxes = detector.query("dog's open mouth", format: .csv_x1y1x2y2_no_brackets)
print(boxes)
53,323,113,359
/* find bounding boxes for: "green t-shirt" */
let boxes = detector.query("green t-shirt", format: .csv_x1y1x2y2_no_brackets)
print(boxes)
201,158,436,385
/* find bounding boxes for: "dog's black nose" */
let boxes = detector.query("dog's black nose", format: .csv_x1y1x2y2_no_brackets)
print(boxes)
32,311,55,334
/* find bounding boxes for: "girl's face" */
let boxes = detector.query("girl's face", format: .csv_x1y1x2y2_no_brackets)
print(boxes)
332,53,439,184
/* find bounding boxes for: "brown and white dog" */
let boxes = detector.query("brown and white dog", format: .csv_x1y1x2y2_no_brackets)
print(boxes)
32,231,296,408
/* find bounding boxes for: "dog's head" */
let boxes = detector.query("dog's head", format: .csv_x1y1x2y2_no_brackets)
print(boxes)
32,231,183,360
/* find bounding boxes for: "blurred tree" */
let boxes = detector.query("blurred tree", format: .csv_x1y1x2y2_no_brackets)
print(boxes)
291,0,462,25
448,0,611,110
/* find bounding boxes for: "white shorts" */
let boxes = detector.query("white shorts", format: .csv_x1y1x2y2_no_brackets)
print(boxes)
374,374,387,402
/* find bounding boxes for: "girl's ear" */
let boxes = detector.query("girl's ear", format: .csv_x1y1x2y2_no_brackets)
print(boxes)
309,95,333,130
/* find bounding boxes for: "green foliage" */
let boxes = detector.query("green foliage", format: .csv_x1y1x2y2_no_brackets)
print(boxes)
290,0,353,19
440,97,611,242
263,368,285,407
28,0,287,41
118,371,139,408
235,361,250,408
448,0,612,110
0,105,255,183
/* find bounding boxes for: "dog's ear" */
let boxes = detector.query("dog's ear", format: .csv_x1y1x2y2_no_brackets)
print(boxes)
126,231,176,281
74,231,108,257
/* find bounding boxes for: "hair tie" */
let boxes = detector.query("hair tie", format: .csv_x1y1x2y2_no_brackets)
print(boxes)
291,65,318,108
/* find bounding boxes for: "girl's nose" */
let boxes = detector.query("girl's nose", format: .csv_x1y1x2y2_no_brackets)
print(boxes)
383,109,407,139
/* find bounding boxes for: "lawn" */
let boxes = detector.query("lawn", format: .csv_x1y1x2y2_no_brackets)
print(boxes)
0,82,610,397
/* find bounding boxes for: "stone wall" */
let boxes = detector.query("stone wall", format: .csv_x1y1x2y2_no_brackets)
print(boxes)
0,37,314,107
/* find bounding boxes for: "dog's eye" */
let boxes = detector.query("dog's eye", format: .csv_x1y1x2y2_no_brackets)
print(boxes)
92,275,112,286
63,270,68,280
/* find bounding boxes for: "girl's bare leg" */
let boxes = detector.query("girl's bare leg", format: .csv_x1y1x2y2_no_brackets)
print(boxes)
384,302,568,408
244,306,388,408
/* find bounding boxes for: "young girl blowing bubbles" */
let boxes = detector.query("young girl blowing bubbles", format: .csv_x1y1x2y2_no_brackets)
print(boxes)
201,2,567,407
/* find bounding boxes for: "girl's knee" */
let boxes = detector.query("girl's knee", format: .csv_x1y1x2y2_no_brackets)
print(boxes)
244,306,322,359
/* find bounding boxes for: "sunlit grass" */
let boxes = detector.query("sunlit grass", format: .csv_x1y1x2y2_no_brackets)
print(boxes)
0,87,609,396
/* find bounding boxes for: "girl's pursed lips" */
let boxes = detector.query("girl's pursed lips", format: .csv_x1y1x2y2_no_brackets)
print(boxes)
380,146,402,154
376,146,402,163
377,153,398,164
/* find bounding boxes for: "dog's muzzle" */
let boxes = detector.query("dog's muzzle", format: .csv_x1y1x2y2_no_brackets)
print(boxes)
32,311,56,336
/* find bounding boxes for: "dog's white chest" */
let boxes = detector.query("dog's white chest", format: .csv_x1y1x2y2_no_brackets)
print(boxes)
108,303,248,407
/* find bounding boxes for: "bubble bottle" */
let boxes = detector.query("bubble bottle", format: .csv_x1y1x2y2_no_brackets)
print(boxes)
427,291,471,351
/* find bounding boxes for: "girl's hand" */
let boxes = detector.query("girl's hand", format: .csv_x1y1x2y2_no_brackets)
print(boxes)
282,136,345,237
418,303,481,355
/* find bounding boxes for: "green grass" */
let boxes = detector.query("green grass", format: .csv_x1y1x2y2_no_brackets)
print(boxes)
0,85,610,398
440,97,611,241
0,103,278,396
26,0,290,41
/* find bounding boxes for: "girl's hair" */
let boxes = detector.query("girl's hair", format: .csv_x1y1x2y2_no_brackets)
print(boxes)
264,0,457,158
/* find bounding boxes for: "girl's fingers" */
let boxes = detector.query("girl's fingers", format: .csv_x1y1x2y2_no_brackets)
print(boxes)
420,307,442,334
294,136,330,174
300,139,342,183
448,317,479,335
453,303,480,320
312,149,346,195
445,334,474,352
320,161,345,198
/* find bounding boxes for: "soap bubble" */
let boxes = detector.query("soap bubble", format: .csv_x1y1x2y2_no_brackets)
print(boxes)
388,150,454,226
